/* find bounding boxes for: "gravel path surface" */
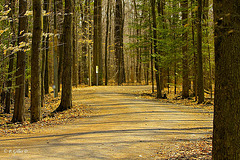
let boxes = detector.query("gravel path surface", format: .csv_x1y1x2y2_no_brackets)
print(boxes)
0,86,213,160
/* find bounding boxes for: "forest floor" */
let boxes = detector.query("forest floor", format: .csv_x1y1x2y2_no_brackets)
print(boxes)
0,85,213,159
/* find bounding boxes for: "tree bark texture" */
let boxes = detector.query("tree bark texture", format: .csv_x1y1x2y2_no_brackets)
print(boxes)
12,0,27,123
197,0,204,103
150,0,162,98
213,0,240,159
44,33,50,94
53,0,59,97
72,0,78,87
105,0,110,86
82,0,89,84
56,0,73,112
41,0,49,107
93,0,103,85
181,0,189,99
115,0,125,85
31,0,42,123
57,0,64,92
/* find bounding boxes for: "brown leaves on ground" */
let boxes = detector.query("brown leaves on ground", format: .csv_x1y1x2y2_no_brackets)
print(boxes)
0,92,93,136
156,138,212,159
131,87,213,112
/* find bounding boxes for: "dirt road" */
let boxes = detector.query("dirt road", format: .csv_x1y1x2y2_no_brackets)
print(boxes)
0,86,213,159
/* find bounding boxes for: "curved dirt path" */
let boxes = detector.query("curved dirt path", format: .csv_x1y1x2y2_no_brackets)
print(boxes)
0,86,213,160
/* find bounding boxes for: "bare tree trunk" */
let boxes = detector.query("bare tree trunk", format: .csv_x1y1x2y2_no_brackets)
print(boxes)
5,0,16,113
53,0,58,97
181,0,189,98
115,0,124,85
105,0,110,85
149,13,154,93
151,0,162,98
88,5,92,86
72,0,78,87
55,0,73,112
57,0,64,92
93,0,103,85
44,32,50,94
191,0,197,101
82,0,89,84
41,0,50,107
197,0,204,103
31,0,42,123
213,0,240,158
204,0,212,100
12,0,28,123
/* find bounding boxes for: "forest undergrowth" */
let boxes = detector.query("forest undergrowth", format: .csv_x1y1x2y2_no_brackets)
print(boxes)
135,87,214,113
0,88,93,136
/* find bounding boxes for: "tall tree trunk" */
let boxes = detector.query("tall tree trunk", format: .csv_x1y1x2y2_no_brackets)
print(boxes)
115,0,124,85
191,0,197,101
151,0,162,98
25,79,29,97
93,0,103,85
57,0,64,92
149,13,154,93
31,0,42,123
133,0,140,84
204,0,212,100
174,53,177,94
55,0,73,112
105,0,110,86
53,0,58,97
72,0,78,87
41,0,50,107
121,0,126,83
181,0,189,98
82,0,89,85
44,32,50,94
172,0,177,95
5,0,16,113
213,1,240,159
158,0,165,95
12,0,27,123
88,5,92,86
197,0,204,103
